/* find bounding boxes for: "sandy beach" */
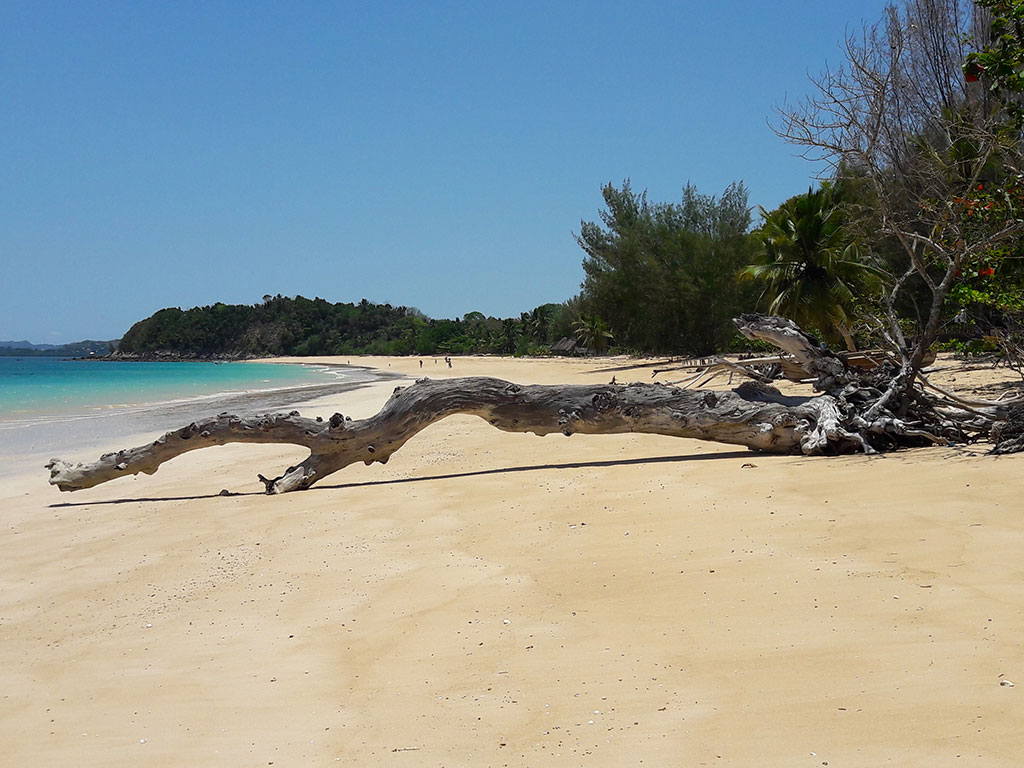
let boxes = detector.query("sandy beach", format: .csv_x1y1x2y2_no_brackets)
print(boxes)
2,354,1022,766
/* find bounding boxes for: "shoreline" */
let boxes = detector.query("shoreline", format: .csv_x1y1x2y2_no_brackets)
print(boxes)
0,360,397,480
3,354,1023,766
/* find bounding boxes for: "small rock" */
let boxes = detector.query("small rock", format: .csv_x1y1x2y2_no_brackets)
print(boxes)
741,462,757,469
1000,680,1014,687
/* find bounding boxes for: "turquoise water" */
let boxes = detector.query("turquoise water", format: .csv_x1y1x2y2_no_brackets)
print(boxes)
0,357,381,475
0,357,334,417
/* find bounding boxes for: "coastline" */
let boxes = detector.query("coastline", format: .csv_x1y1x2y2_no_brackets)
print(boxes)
0,360,394,480
2,354,1023,766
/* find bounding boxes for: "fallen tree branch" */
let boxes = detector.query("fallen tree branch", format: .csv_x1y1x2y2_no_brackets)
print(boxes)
45,315,1017,495
48,377,867,494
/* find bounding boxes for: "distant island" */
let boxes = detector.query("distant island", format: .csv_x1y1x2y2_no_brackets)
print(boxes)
0,339,116,357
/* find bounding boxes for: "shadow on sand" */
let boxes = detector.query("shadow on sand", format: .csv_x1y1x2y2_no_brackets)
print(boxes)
48,449,756,508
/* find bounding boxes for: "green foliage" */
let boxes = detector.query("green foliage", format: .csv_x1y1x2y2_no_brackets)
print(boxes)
576,180,760,355
573,315,613,353
964,1,1024,126
120,296,422,356
946,179,1024,314
742,187,885,351
924,169,1024,348
934,336,1002,355
116,296,582,358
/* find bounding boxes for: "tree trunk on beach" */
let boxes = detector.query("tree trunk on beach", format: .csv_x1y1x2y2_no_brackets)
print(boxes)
46,315,1021,495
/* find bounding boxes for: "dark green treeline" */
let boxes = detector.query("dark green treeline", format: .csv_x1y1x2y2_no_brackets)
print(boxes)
576,181,761,354
117,295,577,357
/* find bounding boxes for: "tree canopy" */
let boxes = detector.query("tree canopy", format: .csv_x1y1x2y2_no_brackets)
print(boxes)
743,186,885,351
116,296,578,358
576,180,759,355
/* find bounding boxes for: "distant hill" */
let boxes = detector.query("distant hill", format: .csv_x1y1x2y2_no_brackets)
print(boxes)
0,339,117,357
116,296,437,357
0,340,60,350
114,295,574,357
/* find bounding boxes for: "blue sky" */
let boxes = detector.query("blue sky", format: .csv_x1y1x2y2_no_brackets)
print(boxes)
1,0,893,342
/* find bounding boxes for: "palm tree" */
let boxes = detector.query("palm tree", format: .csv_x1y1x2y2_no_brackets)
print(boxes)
522,305,553,344
573,315,614,354
741,187,884,352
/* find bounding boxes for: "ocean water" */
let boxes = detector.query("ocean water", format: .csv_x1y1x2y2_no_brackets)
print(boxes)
0,357,381,477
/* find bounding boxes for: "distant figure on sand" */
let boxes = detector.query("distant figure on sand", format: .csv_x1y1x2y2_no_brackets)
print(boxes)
445,356,452,368
419,360,423,368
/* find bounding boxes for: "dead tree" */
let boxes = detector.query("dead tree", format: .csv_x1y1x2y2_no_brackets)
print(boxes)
46,315,1020,495
773,0,1023,381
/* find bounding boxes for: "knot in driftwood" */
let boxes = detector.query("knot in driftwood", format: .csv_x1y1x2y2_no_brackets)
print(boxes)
557,407,583,436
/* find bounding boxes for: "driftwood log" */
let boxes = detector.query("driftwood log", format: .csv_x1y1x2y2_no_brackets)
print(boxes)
46,315,1019,494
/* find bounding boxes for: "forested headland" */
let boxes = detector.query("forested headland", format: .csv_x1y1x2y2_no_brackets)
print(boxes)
116,0,1024,371
115,296,579,358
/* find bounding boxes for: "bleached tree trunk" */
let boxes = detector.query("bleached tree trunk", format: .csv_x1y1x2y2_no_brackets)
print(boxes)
47,378,862,494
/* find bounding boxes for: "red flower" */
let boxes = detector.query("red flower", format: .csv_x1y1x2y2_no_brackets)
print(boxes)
978,184,984,191
979,267,995,277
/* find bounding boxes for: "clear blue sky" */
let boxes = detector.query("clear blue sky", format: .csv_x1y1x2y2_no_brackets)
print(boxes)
1,0,893,343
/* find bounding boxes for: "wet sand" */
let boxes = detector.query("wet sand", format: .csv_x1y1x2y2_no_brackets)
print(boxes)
1,354,1022,766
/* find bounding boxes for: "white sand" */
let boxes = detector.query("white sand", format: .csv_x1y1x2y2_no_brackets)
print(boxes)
1,354,1022,766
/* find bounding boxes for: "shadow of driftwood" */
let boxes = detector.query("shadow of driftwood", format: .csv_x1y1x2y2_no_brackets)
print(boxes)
318,449,755,490
49,490,264,507
47,449,756,507
968,378,1024,398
